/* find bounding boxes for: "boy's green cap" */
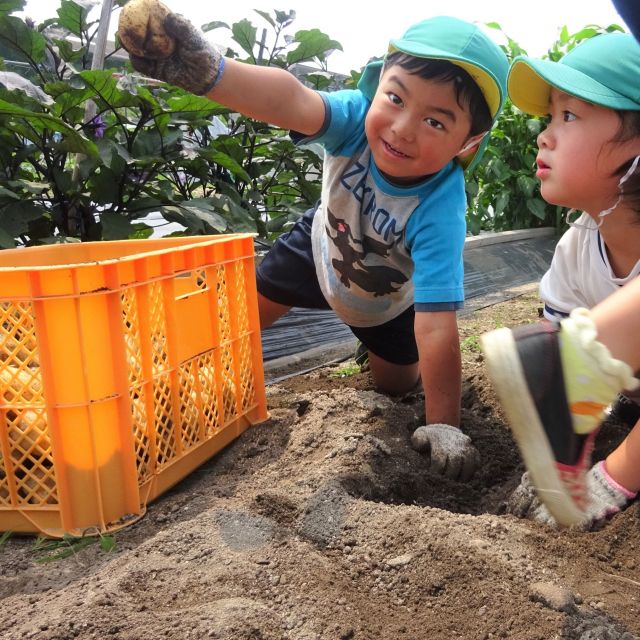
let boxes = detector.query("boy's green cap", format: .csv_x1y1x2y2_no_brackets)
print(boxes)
357,16,509,171
509,32,640,116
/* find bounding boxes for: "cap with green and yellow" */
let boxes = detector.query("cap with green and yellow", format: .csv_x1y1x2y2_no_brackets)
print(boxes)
509,32,640,116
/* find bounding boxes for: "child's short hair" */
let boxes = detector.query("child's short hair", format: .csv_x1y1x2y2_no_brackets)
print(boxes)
382,52,493,137
357,16,509,171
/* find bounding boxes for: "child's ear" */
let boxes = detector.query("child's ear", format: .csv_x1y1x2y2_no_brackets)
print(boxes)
457,132,488,158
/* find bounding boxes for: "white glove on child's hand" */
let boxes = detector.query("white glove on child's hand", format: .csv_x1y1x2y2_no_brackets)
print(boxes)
411,424,479,481
507,461,637,529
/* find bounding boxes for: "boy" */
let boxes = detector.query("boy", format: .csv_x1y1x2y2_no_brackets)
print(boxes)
125,14,509,481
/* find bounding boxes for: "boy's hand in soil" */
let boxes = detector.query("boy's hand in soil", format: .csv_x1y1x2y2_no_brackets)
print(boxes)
127,13,223,95
411,424,479,481
507,461,637,528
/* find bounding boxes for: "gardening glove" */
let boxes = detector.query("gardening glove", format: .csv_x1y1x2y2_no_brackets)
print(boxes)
411,424,479,482
507,462,637,529
127,13,224,95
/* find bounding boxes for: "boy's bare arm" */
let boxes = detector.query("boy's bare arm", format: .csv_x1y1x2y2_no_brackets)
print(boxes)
411,311,478,481
208,59,326,136
414,311,461,426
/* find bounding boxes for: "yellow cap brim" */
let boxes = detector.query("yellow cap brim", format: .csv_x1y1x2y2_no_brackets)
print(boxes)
508,59,554,116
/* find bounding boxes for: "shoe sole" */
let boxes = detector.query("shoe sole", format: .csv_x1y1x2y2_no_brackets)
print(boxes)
481,327,585,527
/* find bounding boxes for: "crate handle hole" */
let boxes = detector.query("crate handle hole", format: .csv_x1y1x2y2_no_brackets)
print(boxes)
175,270,209,300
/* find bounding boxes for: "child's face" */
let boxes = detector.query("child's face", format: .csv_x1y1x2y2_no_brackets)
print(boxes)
364,65,475,184
536,88,640,215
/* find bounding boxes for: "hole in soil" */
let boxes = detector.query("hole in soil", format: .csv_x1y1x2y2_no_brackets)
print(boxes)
340,438,521,516
341,469,492,515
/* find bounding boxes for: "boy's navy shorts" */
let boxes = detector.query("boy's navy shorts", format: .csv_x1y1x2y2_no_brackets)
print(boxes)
256,207,418,365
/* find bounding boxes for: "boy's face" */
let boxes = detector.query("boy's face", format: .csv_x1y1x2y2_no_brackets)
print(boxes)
536,88,640,215
365,65,475,184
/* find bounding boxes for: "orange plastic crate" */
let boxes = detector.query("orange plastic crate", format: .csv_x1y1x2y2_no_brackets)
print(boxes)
0,235,267,537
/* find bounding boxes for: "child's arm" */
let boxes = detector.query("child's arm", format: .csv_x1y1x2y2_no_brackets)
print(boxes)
415,311,461,425
126,12,326,136
210,58,326,135
410,311,479,481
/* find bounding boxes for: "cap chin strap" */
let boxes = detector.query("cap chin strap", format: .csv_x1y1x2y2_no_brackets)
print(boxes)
566,154,640,229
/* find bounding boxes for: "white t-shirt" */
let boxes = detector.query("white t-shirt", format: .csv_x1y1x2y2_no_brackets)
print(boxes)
540,211,640,320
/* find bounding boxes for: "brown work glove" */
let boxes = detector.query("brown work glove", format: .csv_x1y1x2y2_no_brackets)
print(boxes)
127,13,223,96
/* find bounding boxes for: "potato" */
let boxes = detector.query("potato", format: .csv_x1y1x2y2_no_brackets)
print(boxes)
118,0,176,59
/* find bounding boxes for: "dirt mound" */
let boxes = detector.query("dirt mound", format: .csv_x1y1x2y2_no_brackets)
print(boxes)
1,288,638,640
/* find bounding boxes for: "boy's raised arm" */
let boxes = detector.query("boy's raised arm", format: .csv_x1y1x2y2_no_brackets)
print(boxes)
210,58,326,136
124,11,326,136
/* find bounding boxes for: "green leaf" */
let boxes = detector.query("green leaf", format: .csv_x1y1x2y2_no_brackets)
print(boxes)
465,180,479,197
231,19,257,57
571,27,599,42
0,185,20,200
0,71,51,104
0,97,98,155
54,38,86,63
0,200,45,237
88,168,120,205
0,224,16,247
274,10,295,26
0,15,46,64
301,72,334,91
197,148,251,182
0,530,12,548
131,128,182,161
516,174,537,198
201,20,229,33
165,93,228,119
96,138,131,171
8,179,49,194
57,0,90,37
526,118,542,136
526,197,547,219
494,191,509,215
559,25,569,43
287,29,343,65
99,535,116,552
0,1,24,16
161,203,227,234
72,70,145,110
101,211,135,239
129,225,155,239
124,197,165,215
33,535,96,563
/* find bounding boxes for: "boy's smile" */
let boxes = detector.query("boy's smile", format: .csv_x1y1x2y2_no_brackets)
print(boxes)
365,66,474,185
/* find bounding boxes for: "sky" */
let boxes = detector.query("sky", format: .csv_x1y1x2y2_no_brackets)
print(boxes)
21,0,628,74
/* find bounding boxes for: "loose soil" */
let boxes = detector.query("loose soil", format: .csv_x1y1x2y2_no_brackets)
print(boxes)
1,286,639,640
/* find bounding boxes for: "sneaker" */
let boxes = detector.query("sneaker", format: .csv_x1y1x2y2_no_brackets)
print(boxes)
481,308,638,527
